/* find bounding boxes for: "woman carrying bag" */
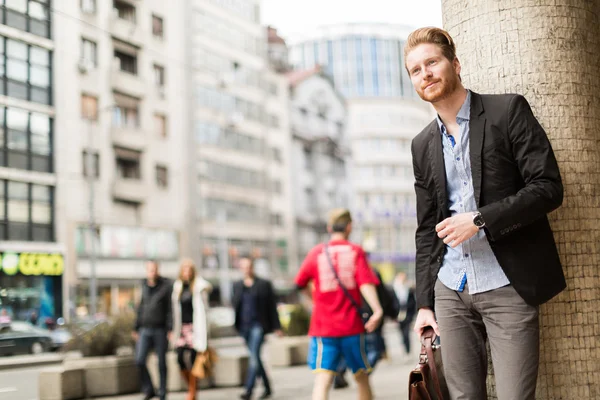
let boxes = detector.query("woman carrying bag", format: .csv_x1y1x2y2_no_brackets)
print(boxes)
171,258,213,400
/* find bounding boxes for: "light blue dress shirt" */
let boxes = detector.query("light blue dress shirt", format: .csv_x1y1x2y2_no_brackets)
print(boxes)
436,91,510,294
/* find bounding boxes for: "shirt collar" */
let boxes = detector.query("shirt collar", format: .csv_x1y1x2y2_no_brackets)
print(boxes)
436,90,471,133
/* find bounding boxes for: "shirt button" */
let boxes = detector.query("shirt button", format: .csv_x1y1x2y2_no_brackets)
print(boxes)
456,157,460,161
464,254,469,258
463,182,467,186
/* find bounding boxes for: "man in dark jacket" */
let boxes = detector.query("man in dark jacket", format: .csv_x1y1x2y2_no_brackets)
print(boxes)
406,27,566,399
393,271,416,355
232,256,282,400
133,260,173,400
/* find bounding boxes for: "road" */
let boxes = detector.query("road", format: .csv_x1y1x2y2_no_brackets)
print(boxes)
0,365,46,400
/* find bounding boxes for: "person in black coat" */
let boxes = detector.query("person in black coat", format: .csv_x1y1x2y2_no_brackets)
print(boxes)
232,256,282,400
393,271,416,354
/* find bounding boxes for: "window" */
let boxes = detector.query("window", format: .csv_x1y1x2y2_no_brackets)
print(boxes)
270,213,282,226
200,161,265,189
2,0,51,38
305,188,315,208
113,0,135,23
154,114,167,138
114,50,137,75
80,38,97,67
195,121,265,153
0,179,54,241
115,147,141,179
0,106,52,173
202,198,266,223
81,94,98,120
152,15,164,38
272,180,282,194
112,93,139,128
82,150,99,178
303,148,312,169
272,147,282,163
156,165,168,188
0,37,52,105
153,64,164,87
269,114,279,128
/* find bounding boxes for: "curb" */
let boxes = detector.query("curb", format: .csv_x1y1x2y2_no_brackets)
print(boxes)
0,353,64,370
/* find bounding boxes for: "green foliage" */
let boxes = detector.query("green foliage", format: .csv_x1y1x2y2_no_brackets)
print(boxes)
62,312,136,357
284,305,310,337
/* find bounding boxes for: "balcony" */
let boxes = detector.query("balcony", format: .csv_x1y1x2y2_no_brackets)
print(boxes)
111,126,146,152
110,15,143,47
111,69,145,99
112,177,147,203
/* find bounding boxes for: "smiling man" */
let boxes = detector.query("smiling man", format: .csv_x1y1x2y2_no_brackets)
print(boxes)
405,27,566,400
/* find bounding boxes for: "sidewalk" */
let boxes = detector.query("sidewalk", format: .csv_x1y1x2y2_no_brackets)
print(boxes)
100,325,418,400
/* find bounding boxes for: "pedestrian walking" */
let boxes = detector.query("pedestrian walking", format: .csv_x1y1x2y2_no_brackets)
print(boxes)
171,258,213,400
133,260,173,400
233,256,282,400
333,268,396,390
393,271,416,355
405,27,566,399
295,208,383,400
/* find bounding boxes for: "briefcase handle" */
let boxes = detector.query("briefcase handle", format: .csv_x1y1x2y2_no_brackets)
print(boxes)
420,326,444,400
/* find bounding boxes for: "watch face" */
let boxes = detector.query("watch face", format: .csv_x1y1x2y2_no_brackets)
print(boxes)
474,214,484,227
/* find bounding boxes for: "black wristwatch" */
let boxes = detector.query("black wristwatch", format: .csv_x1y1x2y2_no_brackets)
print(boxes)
473,211,485,229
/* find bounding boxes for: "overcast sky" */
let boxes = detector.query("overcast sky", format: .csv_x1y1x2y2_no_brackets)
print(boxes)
260,0,443,42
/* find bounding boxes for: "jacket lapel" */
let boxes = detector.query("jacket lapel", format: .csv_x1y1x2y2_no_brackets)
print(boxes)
428,124,449,218
469,92,485,207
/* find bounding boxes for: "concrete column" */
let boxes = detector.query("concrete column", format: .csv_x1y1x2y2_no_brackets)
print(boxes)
441,1,600,398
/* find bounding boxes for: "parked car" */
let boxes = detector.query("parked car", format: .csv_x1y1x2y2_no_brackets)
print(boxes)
47,327,72,351
0,321,53,356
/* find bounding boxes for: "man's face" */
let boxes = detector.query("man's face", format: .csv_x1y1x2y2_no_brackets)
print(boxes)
406,43,461,103
239,258,253,278
146,262,159,281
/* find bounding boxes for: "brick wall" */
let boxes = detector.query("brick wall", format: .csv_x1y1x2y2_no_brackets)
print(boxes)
440,0,600,398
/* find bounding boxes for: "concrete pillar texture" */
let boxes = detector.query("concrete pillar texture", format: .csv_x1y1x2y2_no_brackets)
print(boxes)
440,0,600,398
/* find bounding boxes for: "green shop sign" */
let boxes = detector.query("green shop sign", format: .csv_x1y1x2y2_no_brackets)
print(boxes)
0,252,64,276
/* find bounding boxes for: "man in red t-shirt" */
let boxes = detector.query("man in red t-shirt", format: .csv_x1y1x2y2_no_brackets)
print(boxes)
295,208,383,400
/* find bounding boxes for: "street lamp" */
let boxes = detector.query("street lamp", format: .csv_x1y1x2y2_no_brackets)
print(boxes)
85,103,114,318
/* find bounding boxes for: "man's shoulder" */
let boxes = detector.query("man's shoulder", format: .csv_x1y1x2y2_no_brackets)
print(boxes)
412,119,438,149
307,243,325,257
477,92,524,113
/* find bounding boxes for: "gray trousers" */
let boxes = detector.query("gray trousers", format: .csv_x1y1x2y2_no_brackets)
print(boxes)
434,279,539,400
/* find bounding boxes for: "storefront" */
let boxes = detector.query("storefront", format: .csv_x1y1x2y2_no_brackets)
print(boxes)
72,225,180,317
0,251,64,323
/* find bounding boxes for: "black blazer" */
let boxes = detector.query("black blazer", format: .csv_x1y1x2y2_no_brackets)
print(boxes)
232,277,281,334
411,91,566,309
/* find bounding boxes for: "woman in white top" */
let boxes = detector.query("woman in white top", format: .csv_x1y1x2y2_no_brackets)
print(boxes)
171,258,212,400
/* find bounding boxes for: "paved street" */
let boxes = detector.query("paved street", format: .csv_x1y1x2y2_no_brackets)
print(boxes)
0,365,47,400
101,325,418,400
0,324,418,400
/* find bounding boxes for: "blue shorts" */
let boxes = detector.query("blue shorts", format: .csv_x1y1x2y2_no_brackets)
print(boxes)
308,334,371,374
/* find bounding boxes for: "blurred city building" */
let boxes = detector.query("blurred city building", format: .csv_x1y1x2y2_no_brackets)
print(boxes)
188,0,295,304
51,0,189,318
284,65,349,264
289,23,434,281
0,0,61,324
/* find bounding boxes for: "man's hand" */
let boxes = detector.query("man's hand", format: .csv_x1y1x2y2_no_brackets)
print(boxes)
274,329,284,337
131,331,139,341
413,308,440,337
436,212,479,248
167,331,173,342
364,309,383,333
